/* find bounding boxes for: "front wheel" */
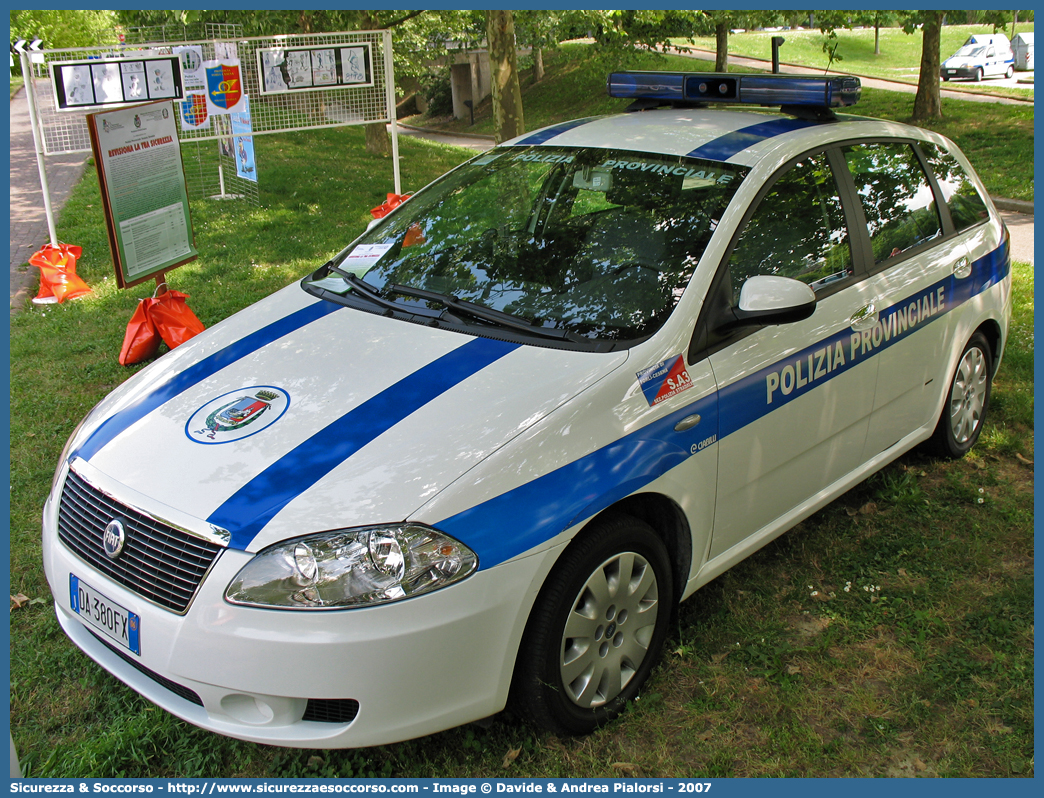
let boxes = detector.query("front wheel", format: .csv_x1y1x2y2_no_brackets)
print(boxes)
973,67,984,82
927,332,993,458
512,514,673,735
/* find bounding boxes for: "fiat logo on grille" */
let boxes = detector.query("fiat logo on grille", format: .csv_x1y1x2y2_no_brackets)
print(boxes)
103,519,126,560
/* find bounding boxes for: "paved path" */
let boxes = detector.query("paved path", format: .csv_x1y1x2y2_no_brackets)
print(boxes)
9,86,87,311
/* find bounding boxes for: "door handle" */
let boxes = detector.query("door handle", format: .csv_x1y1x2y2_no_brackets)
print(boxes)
674,414,701,433
953,257,971,279
850,302,878,332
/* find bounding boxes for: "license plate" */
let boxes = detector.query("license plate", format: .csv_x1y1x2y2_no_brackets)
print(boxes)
70,574,141,656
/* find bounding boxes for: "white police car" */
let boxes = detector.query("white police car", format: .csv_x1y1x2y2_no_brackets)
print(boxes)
42,73,1011,748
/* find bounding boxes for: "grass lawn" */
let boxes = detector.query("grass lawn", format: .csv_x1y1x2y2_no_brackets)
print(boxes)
673,23,1036,101
9,47,1034,777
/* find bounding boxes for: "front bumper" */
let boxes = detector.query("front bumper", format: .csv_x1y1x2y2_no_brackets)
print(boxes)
941,67,980,80
42,481,562,748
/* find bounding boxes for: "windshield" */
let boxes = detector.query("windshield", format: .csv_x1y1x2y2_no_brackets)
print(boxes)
953,45,986,58
306,146,746,346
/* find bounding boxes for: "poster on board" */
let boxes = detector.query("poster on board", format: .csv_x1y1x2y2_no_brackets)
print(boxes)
256,42,373,94
51,54,185,111
87,100,198,288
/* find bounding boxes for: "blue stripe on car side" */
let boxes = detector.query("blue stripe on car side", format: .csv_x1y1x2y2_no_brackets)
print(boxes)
73,300,343,463
514,117,601,146
687,118,818,162
438,394,719,570
439,241,1009,570
210,337,519,550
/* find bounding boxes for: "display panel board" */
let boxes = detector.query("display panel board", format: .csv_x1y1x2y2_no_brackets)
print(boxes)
87,100,199,288
256,42,372,94
51,54,185,111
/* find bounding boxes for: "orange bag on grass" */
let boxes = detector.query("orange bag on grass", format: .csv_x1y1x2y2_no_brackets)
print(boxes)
370,193,411,219
148,289,205,349
118,298,161,366
29,243,91,303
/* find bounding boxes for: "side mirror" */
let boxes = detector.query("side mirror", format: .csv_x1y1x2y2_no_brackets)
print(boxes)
733,274,816,326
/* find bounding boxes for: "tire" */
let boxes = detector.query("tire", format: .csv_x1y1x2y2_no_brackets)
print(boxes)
942,75,950,82
512,514,673,735
927,332,992,458
973,67,983,82
1005,65,1015,79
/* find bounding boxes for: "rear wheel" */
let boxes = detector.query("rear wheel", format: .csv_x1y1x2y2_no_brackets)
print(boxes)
1005,65,1015,79
512,514,673,735
927,332,992,458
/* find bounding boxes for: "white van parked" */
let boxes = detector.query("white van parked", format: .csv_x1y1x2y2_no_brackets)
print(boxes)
942,33,1016,81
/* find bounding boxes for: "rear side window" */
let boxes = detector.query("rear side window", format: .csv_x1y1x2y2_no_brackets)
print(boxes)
727,151,854,300
919,142,990,232
842,142,942,265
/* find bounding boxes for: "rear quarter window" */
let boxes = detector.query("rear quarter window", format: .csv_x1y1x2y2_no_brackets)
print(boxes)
842,142,942,266
919,142,991,232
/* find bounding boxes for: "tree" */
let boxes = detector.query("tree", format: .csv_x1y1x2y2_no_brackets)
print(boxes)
10,9,119,50
901,10,949,122
486,10,525,143
695,11,782,72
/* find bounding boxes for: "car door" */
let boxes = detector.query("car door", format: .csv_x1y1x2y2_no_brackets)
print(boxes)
693,149,880,561
835,140,961,459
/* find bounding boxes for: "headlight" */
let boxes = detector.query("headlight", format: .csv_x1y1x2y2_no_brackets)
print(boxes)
225,524,478,610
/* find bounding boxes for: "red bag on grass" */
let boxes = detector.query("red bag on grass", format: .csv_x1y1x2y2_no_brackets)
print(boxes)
29,243,91,304
118,298,161,366
370,193,411,219
148,289,205,349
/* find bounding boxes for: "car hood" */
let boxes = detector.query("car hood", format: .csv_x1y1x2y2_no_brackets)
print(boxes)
66,285,628,552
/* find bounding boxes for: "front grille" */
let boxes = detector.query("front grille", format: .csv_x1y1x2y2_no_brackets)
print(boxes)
303,699,360,724
90,630,204,706
58,469,223,613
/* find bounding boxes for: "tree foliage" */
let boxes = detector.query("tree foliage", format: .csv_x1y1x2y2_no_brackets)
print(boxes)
10,9,119,50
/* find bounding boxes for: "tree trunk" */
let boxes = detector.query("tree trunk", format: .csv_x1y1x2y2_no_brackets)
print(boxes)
874,20,881,55
715,22,729,72
486,10,525,143
912,11,943,122
359,10,391,155
534,46,544,82
365,122,391,156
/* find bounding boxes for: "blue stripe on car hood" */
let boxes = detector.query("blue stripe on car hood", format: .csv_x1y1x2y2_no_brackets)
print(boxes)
209,337,519,550
74,300,343,463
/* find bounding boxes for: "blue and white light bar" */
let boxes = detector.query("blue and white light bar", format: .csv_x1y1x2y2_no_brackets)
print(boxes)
607,72,861,108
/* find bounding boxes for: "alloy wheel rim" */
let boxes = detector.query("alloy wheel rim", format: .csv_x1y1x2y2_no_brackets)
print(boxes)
559,552,659,708
949,347,987,444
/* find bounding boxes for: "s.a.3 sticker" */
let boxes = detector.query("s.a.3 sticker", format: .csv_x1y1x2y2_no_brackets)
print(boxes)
637,355,693,406
186,386,290,444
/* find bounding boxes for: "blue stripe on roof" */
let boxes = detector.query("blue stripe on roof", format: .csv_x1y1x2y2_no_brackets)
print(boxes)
209,336,519,550
74,300,343,463
687,118,818,162
514,117,600,146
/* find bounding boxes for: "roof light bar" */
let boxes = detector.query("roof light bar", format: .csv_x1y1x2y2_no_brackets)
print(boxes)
607,72,861,109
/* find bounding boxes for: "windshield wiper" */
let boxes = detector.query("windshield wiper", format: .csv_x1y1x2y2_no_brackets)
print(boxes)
328,267,403,312
389,284,585,343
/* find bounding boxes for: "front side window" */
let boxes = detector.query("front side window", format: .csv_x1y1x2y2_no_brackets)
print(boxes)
306,147,747,344
843,142,942,265
919,142,990,232
727,151,853,302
